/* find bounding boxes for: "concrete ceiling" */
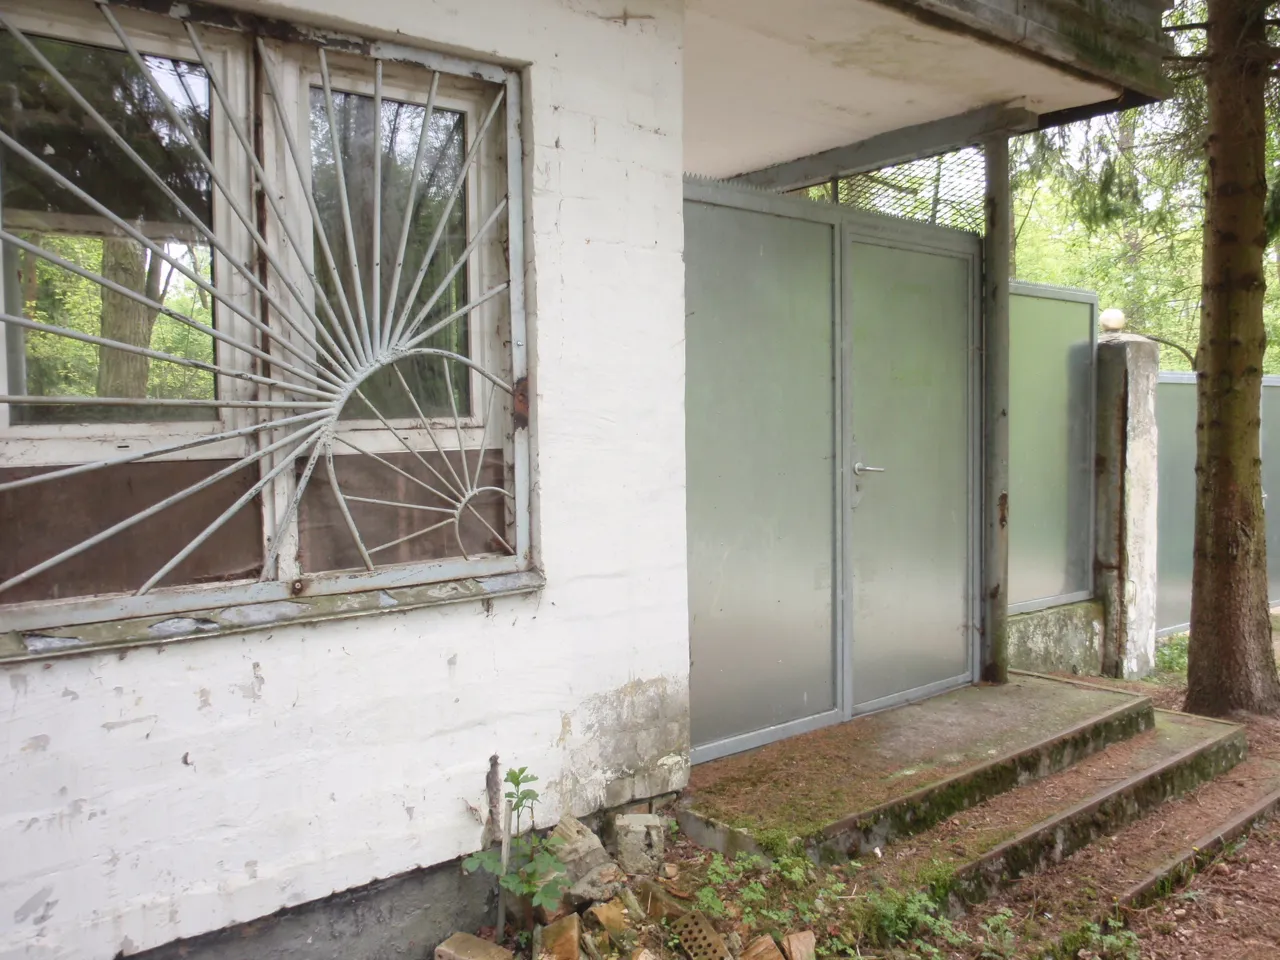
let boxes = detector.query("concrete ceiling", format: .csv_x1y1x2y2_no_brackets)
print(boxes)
683,0,1118,179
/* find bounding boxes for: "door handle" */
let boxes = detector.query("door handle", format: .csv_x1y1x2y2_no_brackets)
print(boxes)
853,462,885,476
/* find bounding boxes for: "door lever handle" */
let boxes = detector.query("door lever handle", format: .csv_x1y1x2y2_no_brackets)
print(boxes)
853,462,885,476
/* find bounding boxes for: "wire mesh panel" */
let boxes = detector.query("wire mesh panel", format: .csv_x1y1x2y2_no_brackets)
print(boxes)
788,146,986,235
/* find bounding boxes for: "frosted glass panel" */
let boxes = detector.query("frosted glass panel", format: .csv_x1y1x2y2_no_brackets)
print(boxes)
1156,379,1197,633
685,201,837,749
845,239,972,707
1008,290,1095,607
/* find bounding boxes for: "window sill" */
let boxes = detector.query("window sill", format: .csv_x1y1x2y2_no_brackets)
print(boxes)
0,570,545,665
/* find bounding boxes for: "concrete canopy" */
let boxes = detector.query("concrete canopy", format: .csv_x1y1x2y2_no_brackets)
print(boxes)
683,0,1171,182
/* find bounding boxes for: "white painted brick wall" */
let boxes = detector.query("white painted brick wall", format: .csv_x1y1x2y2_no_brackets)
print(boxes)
0,1,688,957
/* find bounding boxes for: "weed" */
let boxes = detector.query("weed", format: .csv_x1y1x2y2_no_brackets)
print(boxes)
735,852,767,873
914,859,956,902
755,829,793,858
759,906,795,933
1155,635,1189,675
659,918,681,951
773,853,815,888
695,885,727,918
740,880,768,904
706,854,735,886
462,767,569,921
1057,922,1140,960
857,889,971,949
978,907,1017,958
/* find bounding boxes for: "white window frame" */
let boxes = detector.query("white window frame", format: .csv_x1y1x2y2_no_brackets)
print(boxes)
0,0,531,637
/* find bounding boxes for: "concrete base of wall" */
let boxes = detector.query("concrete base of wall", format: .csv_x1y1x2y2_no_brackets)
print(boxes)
131,858,494,960
1009,600,1105,676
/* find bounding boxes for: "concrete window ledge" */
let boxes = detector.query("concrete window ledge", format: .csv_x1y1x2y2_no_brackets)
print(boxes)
0,570,545,665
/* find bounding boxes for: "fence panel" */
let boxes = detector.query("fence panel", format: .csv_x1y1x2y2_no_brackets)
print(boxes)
1156,373,1280,636
1008,285,1096,611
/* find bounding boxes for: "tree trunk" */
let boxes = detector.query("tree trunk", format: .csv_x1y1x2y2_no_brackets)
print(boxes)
1186,0,1280,716
97,237,162,398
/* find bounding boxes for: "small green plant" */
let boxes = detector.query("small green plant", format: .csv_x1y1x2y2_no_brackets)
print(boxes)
706,853,735,886
773,852,815,887
978,907,1017,958
755,829,793,858
659,918,681,951
759,906,794,931
740,880,768,904
463,768,569,919
1058,922,1140,960
858,889,969,949
1155,634,1189,675
695,885,727,918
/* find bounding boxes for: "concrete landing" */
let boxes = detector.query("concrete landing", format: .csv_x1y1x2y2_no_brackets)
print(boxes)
680,674,1153,856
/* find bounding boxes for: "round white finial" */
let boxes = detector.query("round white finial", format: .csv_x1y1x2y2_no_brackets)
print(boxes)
1100,308,1126,331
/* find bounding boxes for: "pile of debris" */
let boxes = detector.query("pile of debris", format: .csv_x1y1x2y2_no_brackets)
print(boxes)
436,813,808,960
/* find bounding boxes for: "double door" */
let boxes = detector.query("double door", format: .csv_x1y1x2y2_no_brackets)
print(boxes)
685,182,978,762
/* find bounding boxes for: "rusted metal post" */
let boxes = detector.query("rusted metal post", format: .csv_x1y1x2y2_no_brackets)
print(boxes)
982,135,1011,684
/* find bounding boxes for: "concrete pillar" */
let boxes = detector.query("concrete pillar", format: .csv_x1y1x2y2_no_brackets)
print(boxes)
1095,333,1159,678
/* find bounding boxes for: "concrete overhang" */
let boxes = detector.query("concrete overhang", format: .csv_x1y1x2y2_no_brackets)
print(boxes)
684,0,1172,184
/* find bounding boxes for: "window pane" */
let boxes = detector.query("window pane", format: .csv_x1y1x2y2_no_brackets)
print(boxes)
0,460,263,603
0,34,216,423
309,86,470,420
297,448,506,572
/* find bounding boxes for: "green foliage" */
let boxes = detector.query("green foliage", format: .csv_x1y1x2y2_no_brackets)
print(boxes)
694,885,727,918
706,853,735,886
754,829,794,858
462,768,569,919
1156,634,1191,675
14,233,216,421
740,880,767,904
1009,1,1280,374
771,852,815,888
856,889,970,949
978,907,1017,959
1057,922,1140,960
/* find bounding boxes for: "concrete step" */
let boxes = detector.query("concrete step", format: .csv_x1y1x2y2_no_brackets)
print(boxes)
846,710,1246,911
680,675,1154,860
948,743,1280,956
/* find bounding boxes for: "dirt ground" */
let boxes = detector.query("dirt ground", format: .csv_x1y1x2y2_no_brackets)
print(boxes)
1126,818,1280,960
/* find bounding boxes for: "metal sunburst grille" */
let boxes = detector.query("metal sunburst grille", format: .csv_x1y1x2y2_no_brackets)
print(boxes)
0,2,526,624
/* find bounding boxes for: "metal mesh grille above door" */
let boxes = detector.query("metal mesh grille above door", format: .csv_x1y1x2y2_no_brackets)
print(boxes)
788,145,986,235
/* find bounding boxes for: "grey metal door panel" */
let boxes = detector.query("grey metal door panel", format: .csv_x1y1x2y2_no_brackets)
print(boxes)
685,200,839,750
844,237,974,708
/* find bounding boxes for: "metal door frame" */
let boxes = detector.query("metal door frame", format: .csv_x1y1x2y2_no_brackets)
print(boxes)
684,178,981,762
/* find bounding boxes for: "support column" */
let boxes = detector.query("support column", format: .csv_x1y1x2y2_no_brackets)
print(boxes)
981,136,1011,683
1095,334,1159,678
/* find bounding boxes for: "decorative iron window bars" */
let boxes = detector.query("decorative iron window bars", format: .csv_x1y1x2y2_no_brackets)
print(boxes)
0,0,529,633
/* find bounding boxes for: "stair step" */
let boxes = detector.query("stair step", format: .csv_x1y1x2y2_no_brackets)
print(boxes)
845,711,1245,907
680,675,1154,859
949,750,1280,955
